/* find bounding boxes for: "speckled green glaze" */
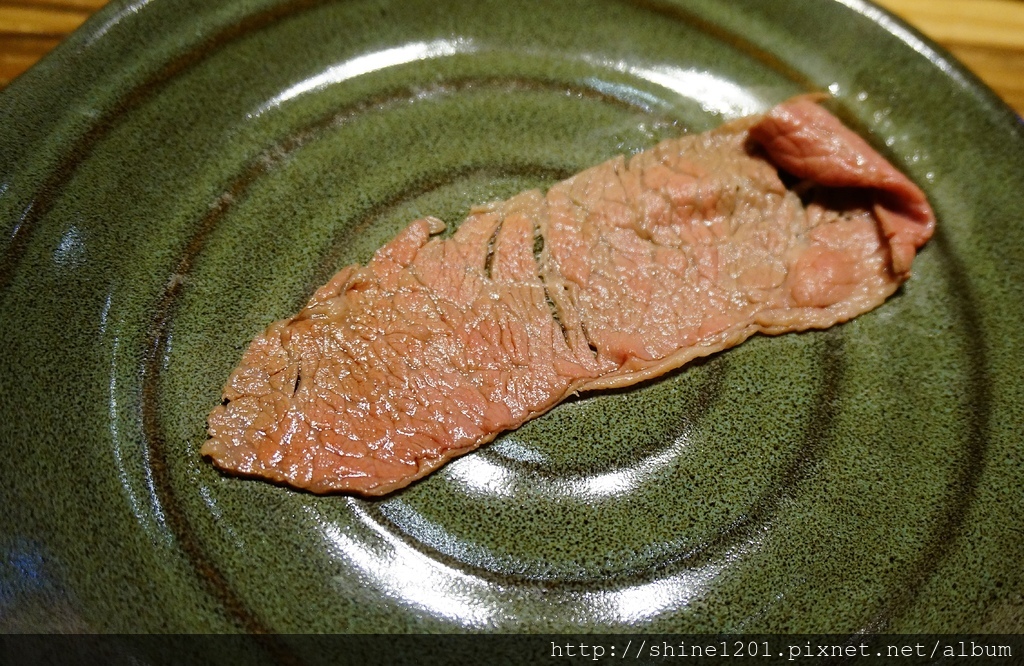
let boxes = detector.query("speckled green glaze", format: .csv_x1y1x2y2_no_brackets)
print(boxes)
2,0,1022,634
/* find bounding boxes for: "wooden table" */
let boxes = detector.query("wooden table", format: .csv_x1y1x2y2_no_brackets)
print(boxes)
2,0,1023,115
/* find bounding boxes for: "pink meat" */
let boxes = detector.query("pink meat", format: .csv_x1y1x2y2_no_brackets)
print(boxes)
203,97,934,495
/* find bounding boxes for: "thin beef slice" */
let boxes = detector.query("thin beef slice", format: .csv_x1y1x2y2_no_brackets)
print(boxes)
202,97,935,495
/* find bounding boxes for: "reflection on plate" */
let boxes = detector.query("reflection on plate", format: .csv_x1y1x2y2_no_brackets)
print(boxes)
1,0,1022,633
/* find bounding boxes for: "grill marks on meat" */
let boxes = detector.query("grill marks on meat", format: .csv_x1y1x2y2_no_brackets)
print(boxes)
203,98,935,495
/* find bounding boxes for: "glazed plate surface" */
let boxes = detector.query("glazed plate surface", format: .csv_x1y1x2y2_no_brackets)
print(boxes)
1,0,1022,633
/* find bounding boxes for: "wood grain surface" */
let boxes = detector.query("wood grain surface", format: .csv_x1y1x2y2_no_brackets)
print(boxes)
1,0,1022,115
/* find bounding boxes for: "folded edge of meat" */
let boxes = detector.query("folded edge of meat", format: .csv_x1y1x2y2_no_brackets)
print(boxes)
202,97,935,495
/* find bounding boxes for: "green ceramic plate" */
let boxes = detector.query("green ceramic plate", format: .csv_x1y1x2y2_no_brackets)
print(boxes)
2,0,1022,634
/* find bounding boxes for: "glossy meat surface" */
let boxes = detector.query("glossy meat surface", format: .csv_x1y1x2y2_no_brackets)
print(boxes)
203,98,934,495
